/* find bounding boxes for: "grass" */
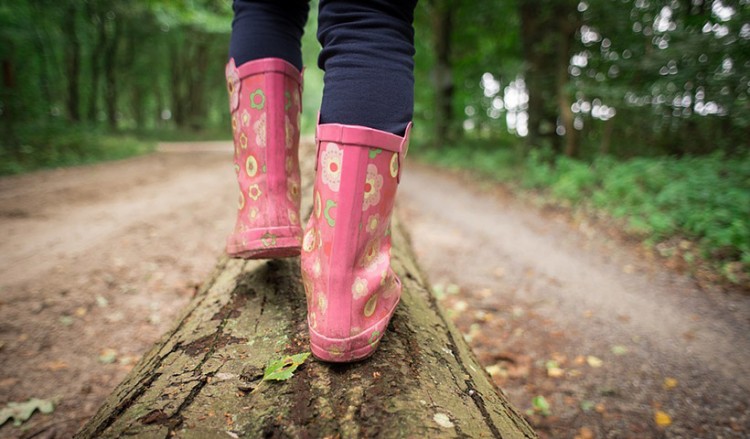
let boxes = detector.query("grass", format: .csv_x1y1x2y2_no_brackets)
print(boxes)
415,140,750,285
0,126,158,176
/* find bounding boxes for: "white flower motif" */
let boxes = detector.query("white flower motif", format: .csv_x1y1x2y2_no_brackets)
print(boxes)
321,142,342,192
313,257,322,277
225,59,240,111
317,293,328,316
254,113,267,147
248,206,259,220
362,164,383,211
366,214,379,234
352,277,368,300
303,228,316,253
241,109,251,127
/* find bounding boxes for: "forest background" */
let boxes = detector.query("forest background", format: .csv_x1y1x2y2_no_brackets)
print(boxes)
1,0,748,282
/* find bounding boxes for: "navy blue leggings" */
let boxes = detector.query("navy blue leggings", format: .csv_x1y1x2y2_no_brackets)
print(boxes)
229,0,417,136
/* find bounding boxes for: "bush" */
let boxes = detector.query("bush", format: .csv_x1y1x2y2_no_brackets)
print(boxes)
414,142,750,282
0,126,155,175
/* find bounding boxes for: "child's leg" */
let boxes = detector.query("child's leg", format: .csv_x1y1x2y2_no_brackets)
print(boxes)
317,0,418,136
301,0,417,362
225,0,310,259
229,0,310,70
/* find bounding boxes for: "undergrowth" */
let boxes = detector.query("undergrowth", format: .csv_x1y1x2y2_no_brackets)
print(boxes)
0,126,156,175
416,141,750,284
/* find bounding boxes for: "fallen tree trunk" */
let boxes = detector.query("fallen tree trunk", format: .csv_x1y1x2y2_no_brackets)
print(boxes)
76,150,536,438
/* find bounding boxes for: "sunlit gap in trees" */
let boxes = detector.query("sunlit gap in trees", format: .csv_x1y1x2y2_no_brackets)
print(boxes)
464,73,529,137
463,0,742,138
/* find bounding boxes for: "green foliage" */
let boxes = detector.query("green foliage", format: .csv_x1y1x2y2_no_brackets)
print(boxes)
0,125,154,175
415,142,750,280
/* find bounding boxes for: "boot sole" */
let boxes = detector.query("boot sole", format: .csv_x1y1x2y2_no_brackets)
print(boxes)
226,227,302,260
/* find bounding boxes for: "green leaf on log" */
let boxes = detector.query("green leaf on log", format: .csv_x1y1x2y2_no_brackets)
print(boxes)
263,352,310,382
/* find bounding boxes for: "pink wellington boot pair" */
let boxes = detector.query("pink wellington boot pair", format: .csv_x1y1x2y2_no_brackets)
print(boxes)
225,58,411,363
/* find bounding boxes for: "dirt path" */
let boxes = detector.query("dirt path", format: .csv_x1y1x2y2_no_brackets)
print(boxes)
0,144,236,438
399,164,750,438
0,143,748,438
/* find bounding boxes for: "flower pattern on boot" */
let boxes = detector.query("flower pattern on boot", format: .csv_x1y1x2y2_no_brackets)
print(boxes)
301,122,412,362
225,58,304,259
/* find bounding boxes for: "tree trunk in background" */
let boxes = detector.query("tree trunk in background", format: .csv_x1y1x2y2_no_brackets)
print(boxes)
518,0,578,154
431,0,455,145
170,43,185,128
188,36,208,130
2,58,18,146
518,0,553,151
557,7,579,157
104,16,120,130
64,3,81,122
88,5,106,124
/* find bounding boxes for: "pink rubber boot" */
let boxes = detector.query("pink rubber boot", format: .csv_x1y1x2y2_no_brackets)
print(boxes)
225,58,303,259
301,122,412,362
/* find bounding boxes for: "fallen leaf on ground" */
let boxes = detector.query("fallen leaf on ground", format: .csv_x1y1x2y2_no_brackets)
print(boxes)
545,360,564,377
531,395,551,416
75,307,87,317
580,400,595,412
611,345,628,355
575,426,595,439
654,410,672,427
0,398,55,427
39,360,68,371
59,315,74,326
663,377,678,390
96,295,109,307
587,356,603,368
99,348,118,364
485,364,507,378
263,352,310,381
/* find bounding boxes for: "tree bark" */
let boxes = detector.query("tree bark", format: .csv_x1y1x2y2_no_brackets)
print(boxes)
431,0,455,144
518,0,579,154
88,4,106,124
64,3,81,122
104,14,120,130
557,8,578,158
75,147,536,439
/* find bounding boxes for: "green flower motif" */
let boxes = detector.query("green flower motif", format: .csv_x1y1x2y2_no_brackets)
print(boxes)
285,90,292,111
324,199,337,227
368,148,383,159
261,232,277,248
250,88,266,110
368,330,381,348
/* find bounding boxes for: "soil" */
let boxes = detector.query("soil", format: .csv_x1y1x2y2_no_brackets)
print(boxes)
0,142,748,438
